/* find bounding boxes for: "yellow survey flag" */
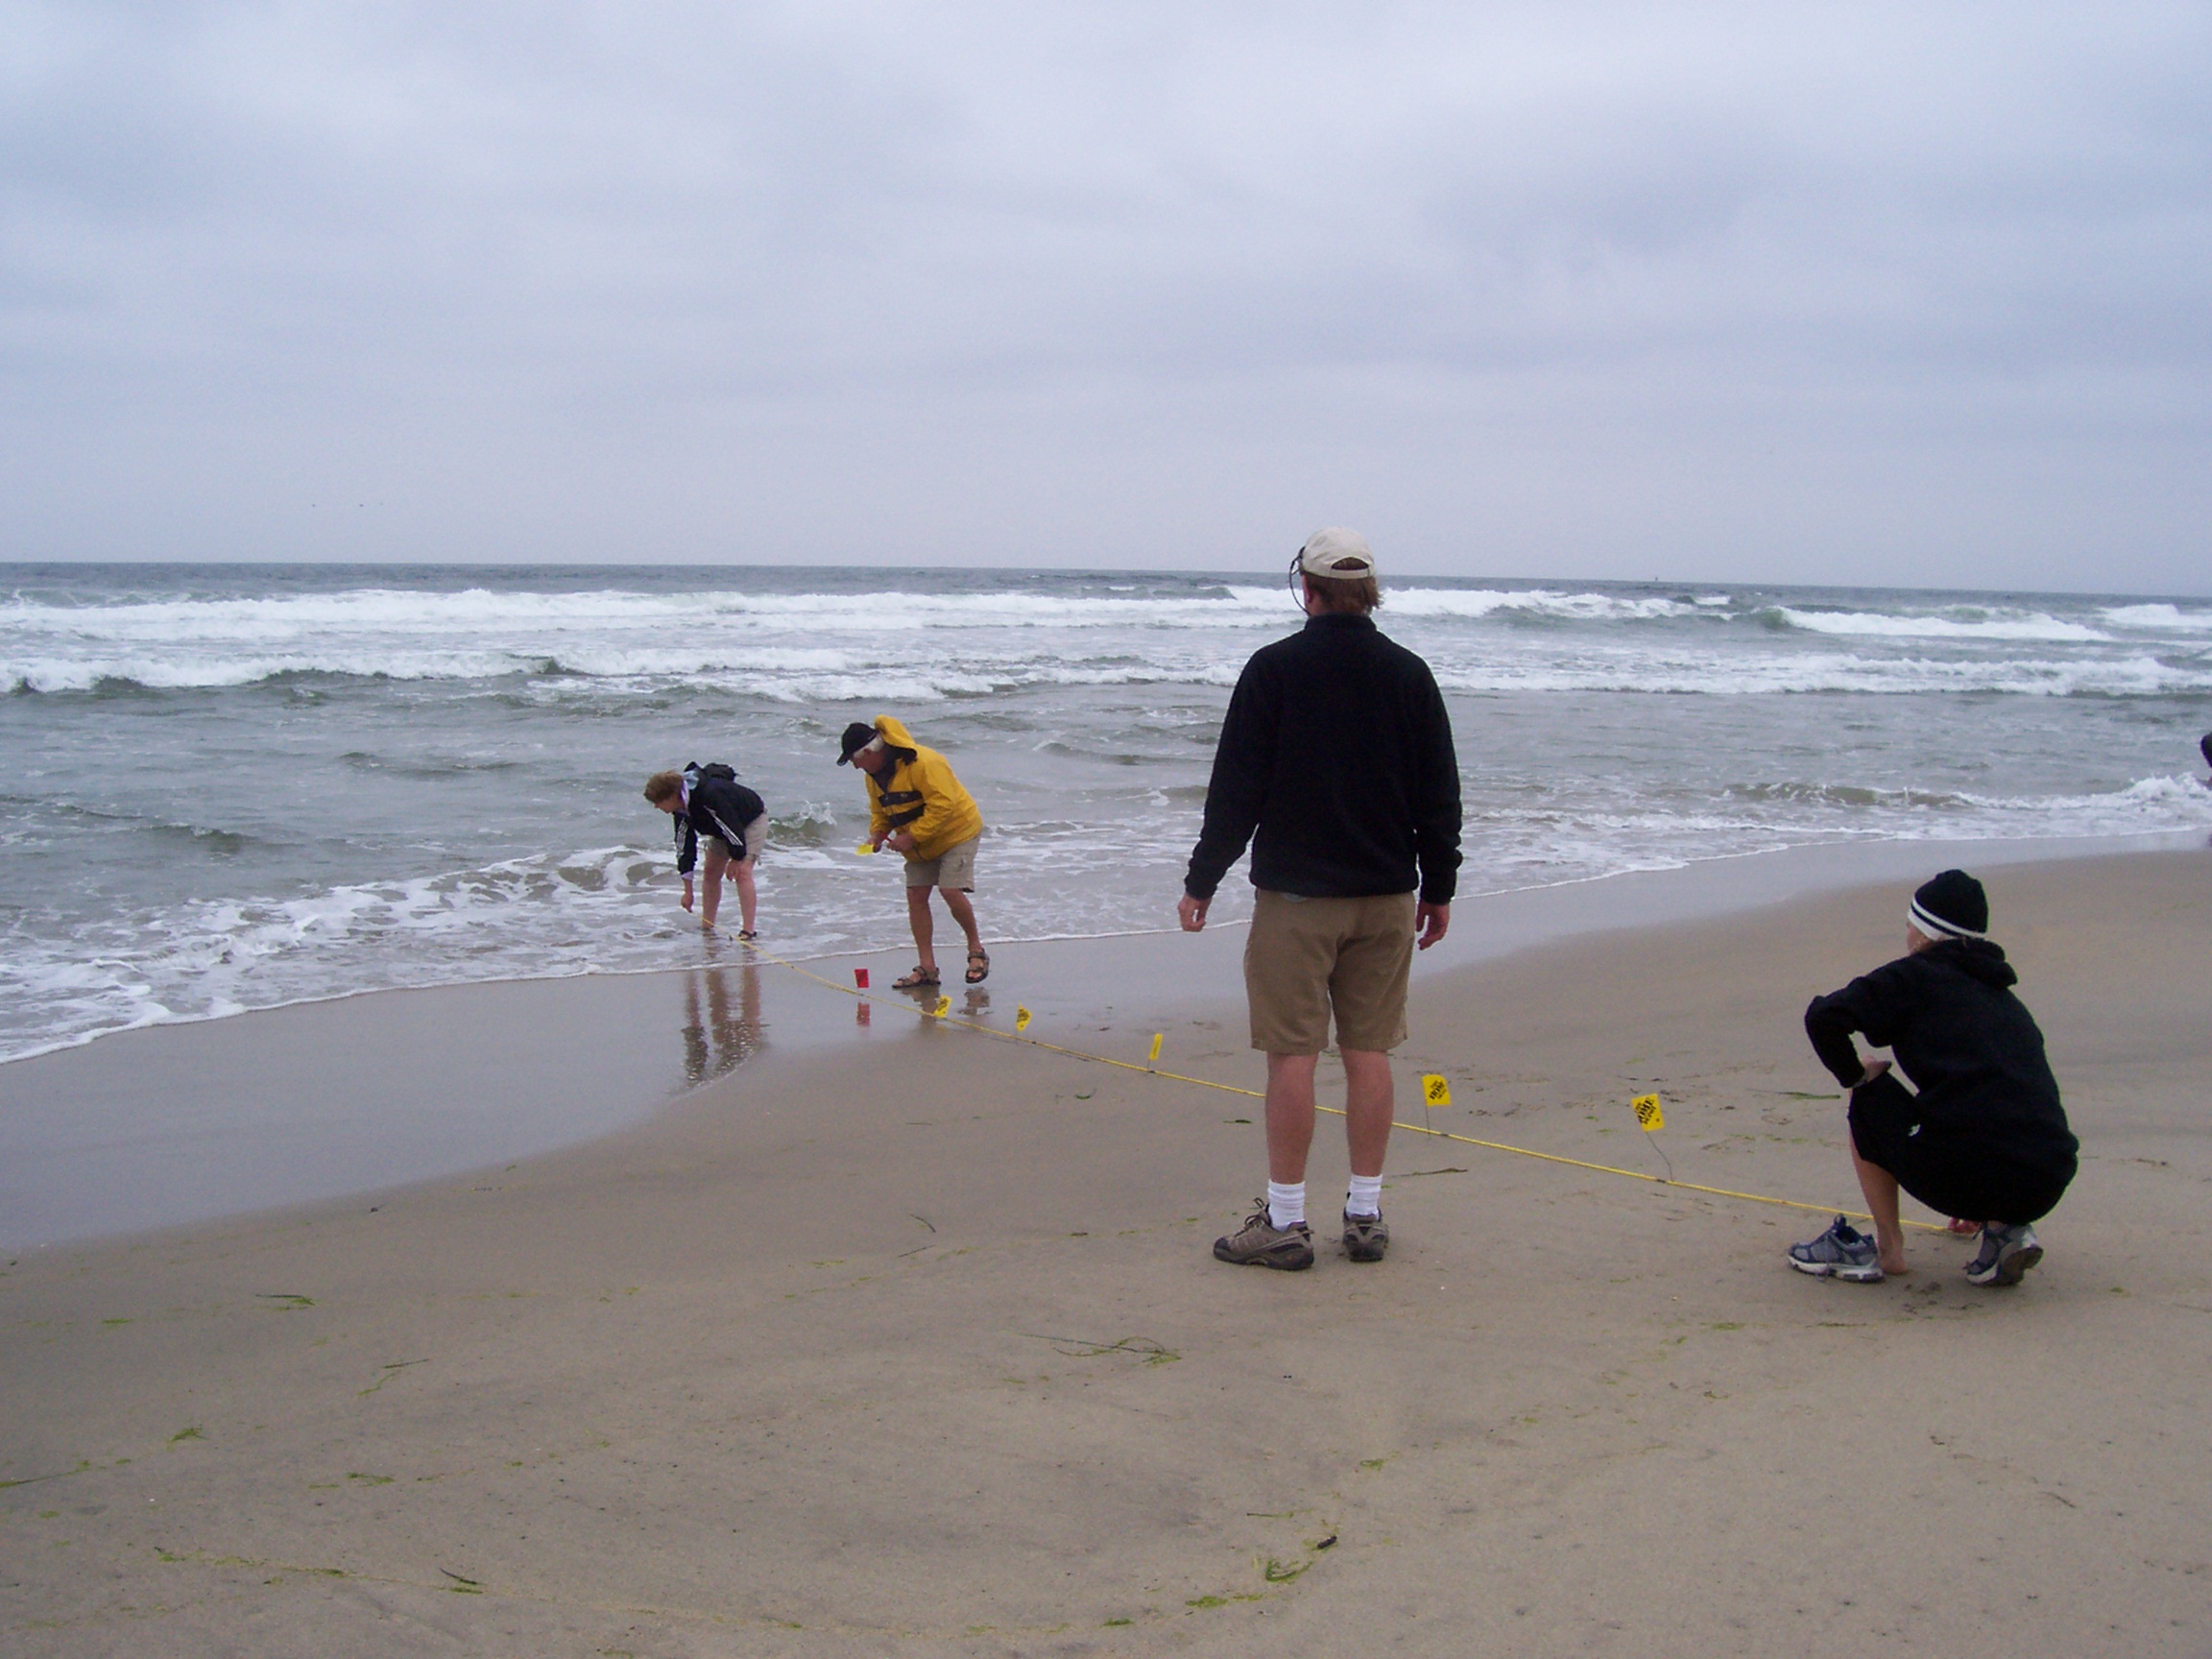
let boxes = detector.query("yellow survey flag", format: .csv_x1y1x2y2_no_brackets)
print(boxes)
854,843,876,855
1016,1006,1032,1032
1148,1033,1164,1063
1633,1094,1665,1131
1421,1073,1452,1108
932,996,951,1019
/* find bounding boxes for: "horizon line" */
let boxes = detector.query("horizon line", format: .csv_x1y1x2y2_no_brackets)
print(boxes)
1,558,2207,605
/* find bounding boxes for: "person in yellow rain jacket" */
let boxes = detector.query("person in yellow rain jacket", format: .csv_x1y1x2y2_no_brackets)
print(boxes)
837,715,989,991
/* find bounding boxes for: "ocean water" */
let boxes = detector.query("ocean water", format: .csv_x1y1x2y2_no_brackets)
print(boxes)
3,564,2209,1066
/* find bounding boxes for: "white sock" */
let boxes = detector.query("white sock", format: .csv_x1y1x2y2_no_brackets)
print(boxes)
1266,1181,1306,1230
1346,1173,1383,1217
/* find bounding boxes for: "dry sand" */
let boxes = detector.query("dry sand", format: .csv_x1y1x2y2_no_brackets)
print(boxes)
2,849,2206,1656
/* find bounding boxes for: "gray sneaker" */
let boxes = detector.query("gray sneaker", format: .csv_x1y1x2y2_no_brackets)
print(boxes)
1787,1214,1884,1282
1340,1210,1389,1262
1214,1200,1314,1270
1965,1222,2043,1286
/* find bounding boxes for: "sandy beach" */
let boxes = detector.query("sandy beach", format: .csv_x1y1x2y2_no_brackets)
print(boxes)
3,847,2207,1655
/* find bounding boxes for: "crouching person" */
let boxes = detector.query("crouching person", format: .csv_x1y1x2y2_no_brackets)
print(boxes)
1791,869,2078,1287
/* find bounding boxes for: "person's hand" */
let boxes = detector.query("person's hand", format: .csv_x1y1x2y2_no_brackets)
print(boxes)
1857,1057,1891,1087
887,830,915,854
1178,894,1210,932
680,879,694,913
1415,902,1450,950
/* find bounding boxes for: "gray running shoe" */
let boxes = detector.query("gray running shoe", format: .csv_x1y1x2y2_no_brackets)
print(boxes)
1787,1214,1884,1282
1965,1222,2043,1286
1340,1210,1389,1262
1214,1200,1314,1270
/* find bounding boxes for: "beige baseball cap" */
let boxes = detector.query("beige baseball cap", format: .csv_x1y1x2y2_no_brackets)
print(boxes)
1298,527,1376,578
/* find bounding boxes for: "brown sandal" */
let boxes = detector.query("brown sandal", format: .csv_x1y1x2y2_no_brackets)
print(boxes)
965,948,990,985
893,966,940,990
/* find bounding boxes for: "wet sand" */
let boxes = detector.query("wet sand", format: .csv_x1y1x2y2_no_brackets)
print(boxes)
5,829,2172,1250
2,848,2207,1655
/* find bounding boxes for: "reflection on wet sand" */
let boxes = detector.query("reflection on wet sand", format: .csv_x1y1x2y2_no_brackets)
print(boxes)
680,965,765,1086
878,983,993,1022
882,982,996,1032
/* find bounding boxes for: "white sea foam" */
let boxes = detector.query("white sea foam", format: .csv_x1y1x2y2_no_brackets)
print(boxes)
24,636,2203,700
1773,607,2110,642
2102,603,2212,633
1382,589,1709,622
4,583,1294,643
1430,651,2212,697
13,579,2202,696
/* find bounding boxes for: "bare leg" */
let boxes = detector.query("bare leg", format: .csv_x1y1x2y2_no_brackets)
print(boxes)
699,843,729,928
732,855,758,934
940,887,983,962
1264,1052,1319,1184
905,885,936,974
1850,1141,1910,1275
1340,1048,1394,1178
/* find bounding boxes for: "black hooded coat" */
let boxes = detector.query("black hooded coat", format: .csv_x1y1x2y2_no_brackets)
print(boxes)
1804,939,2078,1183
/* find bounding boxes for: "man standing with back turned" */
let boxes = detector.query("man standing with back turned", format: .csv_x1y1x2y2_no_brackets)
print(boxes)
1180,529,1462,1269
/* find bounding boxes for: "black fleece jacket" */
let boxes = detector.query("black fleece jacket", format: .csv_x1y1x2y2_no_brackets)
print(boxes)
673,775,766,877
1184,612,1462,904
1804,939,2076,1172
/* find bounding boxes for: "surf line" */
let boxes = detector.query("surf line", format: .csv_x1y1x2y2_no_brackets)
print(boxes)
740,944,1943,1236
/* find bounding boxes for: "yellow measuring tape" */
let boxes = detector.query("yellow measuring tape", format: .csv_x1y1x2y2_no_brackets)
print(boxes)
742,944,1941,1235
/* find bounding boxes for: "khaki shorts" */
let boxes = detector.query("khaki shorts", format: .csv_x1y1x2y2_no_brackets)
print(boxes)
703,815,766,864
1244,888,1417,1054
903,833,979,891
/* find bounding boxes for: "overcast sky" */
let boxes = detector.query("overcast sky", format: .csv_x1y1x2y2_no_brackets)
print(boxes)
3,3,2207,590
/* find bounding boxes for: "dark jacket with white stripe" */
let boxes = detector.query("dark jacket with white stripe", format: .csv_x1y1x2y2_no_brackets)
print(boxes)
673,767,766,878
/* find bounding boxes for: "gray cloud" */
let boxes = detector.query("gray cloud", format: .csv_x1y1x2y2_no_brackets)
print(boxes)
3,1,2207,589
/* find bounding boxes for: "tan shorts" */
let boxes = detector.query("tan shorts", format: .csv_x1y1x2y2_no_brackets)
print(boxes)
703,815,766,864
903,833,979,891
1244,888,1417,1054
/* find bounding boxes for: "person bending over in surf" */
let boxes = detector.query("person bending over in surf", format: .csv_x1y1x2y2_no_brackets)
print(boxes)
644,762,766,938
1790,869,2077,1288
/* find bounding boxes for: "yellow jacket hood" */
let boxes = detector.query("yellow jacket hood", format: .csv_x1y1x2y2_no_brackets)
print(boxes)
862,715,984,861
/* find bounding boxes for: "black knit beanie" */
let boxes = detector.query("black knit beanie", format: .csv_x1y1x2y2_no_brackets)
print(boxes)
1910,869,1988,943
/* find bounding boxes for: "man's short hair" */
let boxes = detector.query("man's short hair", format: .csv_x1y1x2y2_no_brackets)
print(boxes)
1304,571,1382,613
643,770,685,805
